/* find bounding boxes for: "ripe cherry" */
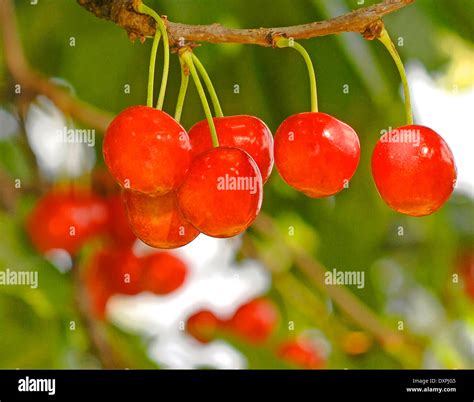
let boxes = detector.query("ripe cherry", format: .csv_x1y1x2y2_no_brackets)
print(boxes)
274,112,360,198
140,252,187,295
103,106,191,194
188,115,274,183
105,194,136,247
277,338,326,369
186,310,221,343
371,125,456,216
83,248,143,318
111,249,144,296
177,147,263,238
226,298,278,344
27,189,109,255
123,190,199,249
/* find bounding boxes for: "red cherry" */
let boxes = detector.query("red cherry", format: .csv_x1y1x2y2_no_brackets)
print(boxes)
226,298,278,344
105,194,136,247
111,249,144,296
27,190,109,255
123,190,199,249
277,338,326,369
186,310,221,343
140,252,188,295
177,147,263,238
274,112,360,198
83,248,143,318
103,106,191,194
189,115,274,183
371,125,456,216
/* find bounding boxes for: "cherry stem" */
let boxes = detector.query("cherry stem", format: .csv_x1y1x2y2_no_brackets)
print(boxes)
174,57,189,122
276,37,318,113
191,53,224,118
146,30,161,107
378,27,414,125
138,2,170,110
181,50,220,147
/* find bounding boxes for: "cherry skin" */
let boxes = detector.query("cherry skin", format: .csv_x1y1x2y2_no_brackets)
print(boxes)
371,125,457,216
123,190,199,249
277,338,326,369
140,252,187,295
103,106,191,194
226,298,278,344
274,112,360,198
188,115,274,183
177,146,263,238
186,310,222,343
27,190,109,255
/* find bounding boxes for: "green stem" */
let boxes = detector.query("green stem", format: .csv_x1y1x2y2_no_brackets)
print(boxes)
146,30,161,107
378,28,414,125
181,50,219,147
138,2,170,110
174,58,189,122
191,53,224,118
276,37,318,113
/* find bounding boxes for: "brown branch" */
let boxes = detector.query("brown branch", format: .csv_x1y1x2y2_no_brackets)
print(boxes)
77,0,414,46
0,0,114,132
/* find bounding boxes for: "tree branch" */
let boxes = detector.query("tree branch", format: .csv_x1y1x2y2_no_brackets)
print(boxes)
77,0,414,46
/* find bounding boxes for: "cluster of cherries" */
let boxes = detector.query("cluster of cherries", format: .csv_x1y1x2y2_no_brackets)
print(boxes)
26,193,327,367
103,103,457,252
102,27,457,252
103,107,272,246
186,298,326,369
26,183,188,318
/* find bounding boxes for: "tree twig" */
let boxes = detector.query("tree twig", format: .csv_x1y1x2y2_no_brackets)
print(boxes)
77,0,414,46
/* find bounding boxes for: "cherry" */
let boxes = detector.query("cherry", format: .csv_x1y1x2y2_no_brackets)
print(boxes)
123,190,199,249
111,249,144,296
103,105,191,194
105,194,136,247
188,115,274,183
274,112,360,198
186,310,221,343
371,125,456,216
177,147,263,238
83,248,143,318
277,338,326,369
140,252,187,295
27,189,109,255
226,298,278,344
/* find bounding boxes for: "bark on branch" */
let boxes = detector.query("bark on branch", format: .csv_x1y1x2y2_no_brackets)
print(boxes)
77,0,414,46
